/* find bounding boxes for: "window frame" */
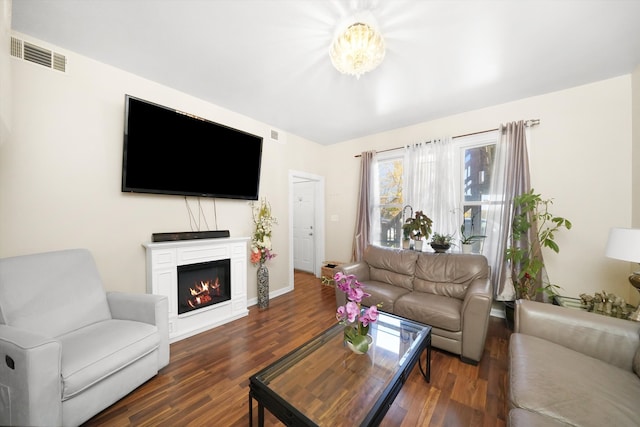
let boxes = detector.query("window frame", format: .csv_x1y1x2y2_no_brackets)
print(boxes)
370,150,405,248
455,131,499,250
370,131,498,249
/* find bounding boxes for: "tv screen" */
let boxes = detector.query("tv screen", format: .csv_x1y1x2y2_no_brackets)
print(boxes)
122,95,263,200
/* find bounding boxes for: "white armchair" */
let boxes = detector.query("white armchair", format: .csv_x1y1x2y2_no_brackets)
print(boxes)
0,249,169,426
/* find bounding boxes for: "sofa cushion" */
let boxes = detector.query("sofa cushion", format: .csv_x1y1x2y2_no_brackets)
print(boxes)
364,246,418,290
0,249,112,337
58,319,160,400
509,408,572,426
509,333,640,426
634,344,640,378
359,280,410,312
394,292,462,332
413,254,488,299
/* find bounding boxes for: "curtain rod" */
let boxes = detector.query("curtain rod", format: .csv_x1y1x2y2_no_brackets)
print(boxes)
354,119,540,158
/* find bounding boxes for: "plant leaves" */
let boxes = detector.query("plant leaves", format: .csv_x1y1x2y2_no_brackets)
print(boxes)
350,334,370,353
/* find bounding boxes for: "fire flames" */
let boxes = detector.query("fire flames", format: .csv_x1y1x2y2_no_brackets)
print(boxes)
187,277,221,308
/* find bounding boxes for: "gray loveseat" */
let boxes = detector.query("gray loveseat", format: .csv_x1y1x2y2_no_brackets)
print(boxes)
509,300,640,426
336,245,493,364
0,249,169,426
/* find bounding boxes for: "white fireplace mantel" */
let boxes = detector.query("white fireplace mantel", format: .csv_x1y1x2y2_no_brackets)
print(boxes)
143,237,249,342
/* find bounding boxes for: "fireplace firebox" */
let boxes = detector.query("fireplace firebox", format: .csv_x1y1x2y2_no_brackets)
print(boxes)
177,259,231,315
145,237,249,342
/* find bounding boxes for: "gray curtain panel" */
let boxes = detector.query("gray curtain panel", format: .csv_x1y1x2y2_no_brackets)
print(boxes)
489,121,533,300
352,150,375,262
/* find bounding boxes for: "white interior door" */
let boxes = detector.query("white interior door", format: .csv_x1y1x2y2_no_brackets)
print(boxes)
293,181,315,272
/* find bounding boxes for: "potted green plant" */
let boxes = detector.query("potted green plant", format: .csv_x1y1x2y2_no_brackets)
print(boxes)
460,223,486,254
430,232,454,253
403,210,433,251
503,189,572,327
401,221,412,249
401,205,413,250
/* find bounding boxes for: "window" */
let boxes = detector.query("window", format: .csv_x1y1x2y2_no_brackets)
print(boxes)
459,133,497,253
371,131,497,249
371,153,404,248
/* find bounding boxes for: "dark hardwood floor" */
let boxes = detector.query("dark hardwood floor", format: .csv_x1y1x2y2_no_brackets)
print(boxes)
83,271,510,426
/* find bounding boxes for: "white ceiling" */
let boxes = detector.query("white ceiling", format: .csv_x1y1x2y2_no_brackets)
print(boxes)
10,0,640,145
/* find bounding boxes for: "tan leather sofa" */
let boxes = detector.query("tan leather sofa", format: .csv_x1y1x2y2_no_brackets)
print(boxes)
509,300,640,426
336,245,493,364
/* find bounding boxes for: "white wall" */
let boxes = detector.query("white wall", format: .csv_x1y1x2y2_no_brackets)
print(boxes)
0,33,326,300
324,76,636,303
2,30,638,306
632,64,640,227
0,0,10,147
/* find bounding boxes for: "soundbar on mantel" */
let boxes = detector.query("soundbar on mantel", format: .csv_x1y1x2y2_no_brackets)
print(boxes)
151,230,230,242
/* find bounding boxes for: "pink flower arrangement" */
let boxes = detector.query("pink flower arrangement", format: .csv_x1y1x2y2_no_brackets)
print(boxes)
335,272,380,353
250,198,277,266
250,247,276,265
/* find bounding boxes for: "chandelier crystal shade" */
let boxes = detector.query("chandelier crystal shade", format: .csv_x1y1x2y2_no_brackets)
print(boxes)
329,22,385,79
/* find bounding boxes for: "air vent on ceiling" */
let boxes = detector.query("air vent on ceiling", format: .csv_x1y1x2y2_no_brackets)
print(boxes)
10,36,67,73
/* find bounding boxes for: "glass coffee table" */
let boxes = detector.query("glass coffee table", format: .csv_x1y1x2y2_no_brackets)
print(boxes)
249,311,432,426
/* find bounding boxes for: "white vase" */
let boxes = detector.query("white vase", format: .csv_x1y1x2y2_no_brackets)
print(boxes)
414,240,423,252
462,243,474,254
346,335,373,354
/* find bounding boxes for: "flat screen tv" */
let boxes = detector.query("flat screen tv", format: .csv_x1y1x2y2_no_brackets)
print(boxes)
122,95,263,200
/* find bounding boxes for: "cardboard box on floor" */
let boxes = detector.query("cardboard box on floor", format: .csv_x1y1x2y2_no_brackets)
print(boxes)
321,261,345,285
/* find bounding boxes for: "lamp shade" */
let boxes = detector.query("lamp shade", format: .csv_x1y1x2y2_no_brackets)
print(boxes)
605,227,640,263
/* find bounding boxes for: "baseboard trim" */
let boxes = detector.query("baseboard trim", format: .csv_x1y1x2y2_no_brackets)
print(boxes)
247,284,294,307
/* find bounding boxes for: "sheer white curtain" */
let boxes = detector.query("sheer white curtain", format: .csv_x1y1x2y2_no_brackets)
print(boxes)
404,138,459,238
369,153,383,249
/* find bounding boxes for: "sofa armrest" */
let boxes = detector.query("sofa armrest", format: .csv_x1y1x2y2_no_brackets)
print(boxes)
515,299,640,370
334,262,370,308
107,292,170,368
338,261,370,281
460,277,493,363
0,325,62,426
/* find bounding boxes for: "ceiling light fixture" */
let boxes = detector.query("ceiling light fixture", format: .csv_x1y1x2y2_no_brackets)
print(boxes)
329,18,385,79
